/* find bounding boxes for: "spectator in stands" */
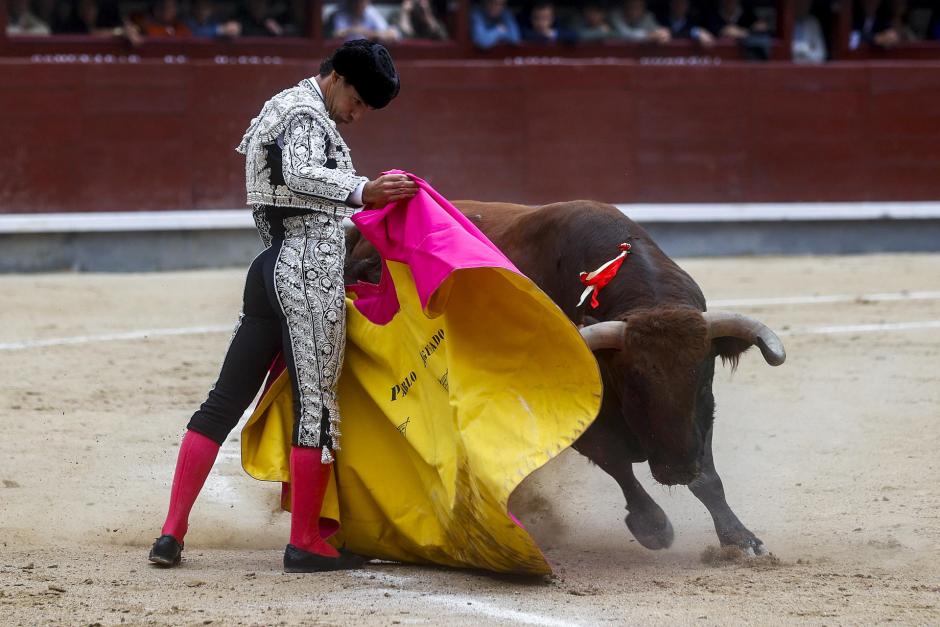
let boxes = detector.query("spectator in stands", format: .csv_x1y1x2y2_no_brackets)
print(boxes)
53,0,132,37
34,0,57,28
329,0,400,43
884,0,917,42
610,0,671,44
7,0,51,35
56,0,82,33
239,0,286,37
707,0,768,40
574,1,613,43
851,0,915,49
707,0,770,59
929,8,940,40
280,0,307,37
131,0,191,38
395,0,448,40
657,0,714,47
49,0,74,33
188,0,241,38
523,1,576,44
471,0,521,49
792,0,826,62
852,0,883,47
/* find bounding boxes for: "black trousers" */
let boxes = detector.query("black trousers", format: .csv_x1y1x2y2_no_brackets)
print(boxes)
187,238,331,448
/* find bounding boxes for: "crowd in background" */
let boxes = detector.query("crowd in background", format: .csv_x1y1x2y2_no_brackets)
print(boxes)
470,0,940,61
5,0,306,40
473,0,758,49
849,0,938,48
7,0,940,61
325,0,448,42
3,0,451,42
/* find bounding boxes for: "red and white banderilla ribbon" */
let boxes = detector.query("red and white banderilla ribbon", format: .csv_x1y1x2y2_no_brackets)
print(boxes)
577,243,632,309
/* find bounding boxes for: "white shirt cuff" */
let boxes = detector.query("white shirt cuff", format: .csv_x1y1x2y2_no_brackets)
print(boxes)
348,181,366,207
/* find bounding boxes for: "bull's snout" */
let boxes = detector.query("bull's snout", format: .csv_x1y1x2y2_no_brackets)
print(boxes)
650,461,701,486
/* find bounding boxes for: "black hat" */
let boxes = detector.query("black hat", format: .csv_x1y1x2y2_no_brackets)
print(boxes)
326,40,400,109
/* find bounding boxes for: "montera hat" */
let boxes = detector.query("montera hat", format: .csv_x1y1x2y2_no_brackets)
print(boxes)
326,40,400,109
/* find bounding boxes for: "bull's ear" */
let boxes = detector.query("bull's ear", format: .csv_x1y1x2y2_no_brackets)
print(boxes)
712,337,753,371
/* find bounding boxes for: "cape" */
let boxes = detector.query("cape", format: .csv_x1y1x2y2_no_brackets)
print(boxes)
240,172,602,575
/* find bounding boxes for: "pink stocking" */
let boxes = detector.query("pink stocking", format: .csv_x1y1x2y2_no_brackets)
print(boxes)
289,447,340,557
160,429,220,542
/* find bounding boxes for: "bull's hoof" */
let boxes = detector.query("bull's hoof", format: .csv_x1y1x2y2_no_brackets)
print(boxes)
626,510,675,550
719,529,767,556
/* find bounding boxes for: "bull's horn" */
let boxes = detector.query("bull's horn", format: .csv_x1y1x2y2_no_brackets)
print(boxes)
702,311,787,366
579,321,626,351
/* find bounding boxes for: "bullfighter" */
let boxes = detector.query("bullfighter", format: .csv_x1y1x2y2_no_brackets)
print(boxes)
148,39,418,572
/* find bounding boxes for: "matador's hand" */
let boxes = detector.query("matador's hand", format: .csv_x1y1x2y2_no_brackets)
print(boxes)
362,174,419,207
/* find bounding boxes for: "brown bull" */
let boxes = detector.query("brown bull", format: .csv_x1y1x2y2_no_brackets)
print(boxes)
345,200,786,555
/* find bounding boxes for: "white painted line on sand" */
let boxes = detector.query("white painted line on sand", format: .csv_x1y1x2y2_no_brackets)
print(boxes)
349,571,414,586
4,290,940,351
424,594,585,627
710,290,940,308
780,319,940,336
0,324,232,351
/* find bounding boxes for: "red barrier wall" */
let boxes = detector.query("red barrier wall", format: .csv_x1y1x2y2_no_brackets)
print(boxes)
1,58,939,213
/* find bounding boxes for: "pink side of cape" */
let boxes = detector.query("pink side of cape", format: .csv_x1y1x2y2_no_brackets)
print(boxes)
347,170,520,325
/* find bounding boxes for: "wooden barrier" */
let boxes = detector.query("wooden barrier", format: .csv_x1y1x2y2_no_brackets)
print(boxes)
1,58,939,213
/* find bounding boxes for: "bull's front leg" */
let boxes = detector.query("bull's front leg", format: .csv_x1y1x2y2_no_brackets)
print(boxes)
620,464,676,550
688,427,767,555
573,412,675,550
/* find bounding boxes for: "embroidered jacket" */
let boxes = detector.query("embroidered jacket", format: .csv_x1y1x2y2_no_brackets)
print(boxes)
236,78,368,245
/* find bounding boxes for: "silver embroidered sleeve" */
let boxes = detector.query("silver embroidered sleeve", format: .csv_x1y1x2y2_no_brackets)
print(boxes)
252,206,273,248
282,116,368,203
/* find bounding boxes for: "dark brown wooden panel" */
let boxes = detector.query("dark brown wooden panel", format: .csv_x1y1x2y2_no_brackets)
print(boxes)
1,59,940,213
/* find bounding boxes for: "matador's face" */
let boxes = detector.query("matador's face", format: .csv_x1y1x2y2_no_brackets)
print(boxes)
325,73,372,125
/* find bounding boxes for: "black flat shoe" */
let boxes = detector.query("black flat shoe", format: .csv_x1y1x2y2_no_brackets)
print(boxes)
283,544,368,573
148,535,183,568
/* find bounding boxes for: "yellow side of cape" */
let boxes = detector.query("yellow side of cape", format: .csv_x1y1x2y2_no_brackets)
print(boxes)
242,261,602,575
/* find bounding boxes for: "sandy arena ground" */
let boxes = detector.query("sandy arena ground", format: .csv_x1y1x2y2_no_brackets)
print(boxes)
1,254,939,626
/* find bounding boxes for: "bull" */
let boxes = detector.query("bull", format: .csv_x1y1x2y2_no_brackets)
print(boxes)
345,200,786,555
